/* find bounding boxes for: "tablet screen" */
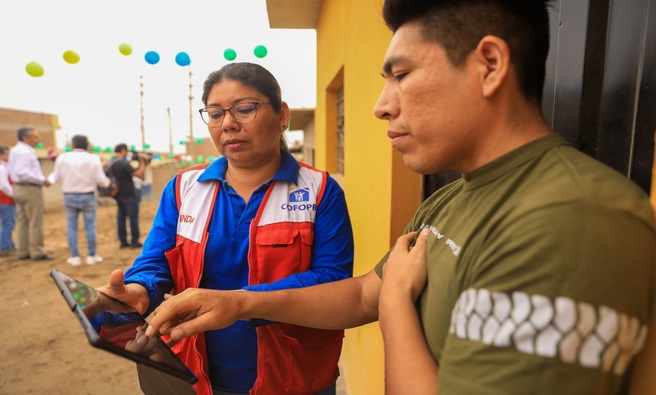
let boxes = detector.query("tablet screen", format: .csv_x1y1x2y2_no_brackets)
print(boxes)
51,269,198,384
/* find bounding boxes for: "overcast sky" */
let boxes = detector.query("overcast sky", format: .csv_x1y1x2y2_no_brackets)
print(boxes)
0,0,316,153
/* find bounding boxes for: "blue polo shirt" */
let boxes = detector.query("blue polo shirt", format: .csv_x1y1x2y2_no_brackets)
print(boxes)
124,151,354,393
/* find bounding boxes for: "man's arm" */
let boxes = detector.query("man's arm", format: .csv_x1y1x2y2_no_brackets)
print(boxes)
145,269,382,341
379,229,438,395
132,156,148,180
94,157,111,188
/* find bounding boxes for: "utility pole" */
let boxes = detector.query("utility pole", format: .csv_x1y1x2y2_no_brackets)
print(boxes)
140,75,146,150
188,68,194,142
167,107,173,156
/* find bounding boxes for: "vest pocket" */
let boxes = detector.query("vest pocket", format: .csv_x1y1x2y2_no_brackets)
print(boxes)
253,224,314,282
280,324,343,393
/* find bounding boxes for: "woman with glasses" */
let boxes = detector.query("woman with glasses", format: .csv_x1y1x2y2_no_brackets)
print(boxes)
99,62,354,395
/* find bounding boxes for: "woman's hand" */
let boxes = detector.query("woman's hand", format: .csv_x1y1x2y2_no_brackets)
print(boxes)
97,269,151,315
145,288,248,344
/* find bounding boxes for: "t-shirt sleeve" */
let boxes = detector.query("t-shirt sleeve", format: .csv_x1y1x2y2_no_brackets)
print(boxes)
437,202,656,395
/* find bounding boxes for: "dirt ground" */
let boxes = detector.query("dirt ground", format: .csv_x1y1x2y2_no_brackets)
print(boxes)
0,197,350,395
0,198,160,395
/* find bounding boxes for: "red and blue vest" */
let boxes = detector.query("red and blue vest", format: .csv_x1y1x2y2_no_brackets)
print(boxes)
164,163,344,395
0,161,14,205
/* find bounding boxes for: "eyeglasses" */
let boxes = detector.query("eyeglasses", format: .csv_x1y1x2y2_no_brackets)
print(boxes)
199,101,271,126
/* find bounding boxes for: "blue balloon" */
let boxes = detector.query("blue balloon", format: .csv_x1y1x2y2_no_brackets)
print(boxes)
175,51,191,66
144,51,160,65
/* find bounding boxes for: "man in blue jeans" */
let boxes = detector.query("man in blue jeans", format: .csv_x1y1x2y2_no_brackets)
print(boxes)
110,143,147,249
48,135,111,266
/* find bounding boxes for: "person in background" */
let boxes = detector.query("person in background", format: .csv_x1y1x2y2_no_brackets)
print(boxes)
99,62,355,395
132,175,143,203
48,134,111,266
0,146,16,257
8,127,55,260
143,2,656,395
110,143,147,249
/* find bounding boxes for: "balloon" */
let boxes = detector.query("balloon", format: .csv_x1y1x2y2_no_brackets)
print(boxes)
168,152,174,159
93,146,101,152
105,147,112,152
253,45,268,58
129,144,136,151
195,137,203,144
144,143,151,149
223,48,237,61
144,51,160,65
179,140,186,145
25,62,44,77
63,50,80,64
175,52,191,66
36,142,43,149
65,145,72,152
118,43,133,56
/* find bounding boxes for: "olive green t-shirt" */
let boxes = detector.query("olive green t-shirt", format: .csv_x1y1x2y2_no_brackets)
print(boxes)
376,133,656,395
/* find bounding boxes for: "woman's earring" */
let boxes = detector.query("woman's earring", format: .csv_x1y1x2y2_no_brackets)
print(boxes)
282,124,287,130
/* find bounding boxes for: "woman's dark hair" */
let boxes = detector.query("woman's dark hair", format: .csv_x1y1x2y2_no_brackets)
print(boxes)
382,0,552,104
0,146,9,155
202,62,282,113
202,62,287,150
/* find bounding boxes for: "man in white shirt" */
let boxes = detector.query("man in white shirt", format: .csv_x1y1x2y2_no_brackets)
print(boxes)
8,127,55,260
0,145,16,256
48,134,111,266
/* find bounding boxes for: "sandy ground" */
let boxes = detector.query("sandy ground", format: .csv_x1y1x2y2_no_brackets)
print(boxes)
0,197,349,395
0,198,158,395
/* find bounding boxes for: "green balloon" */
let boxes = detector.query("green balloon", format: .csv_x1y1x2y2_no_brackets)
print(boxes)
195,138,203,144
118,43,133,56
144,143,151,149
105,147,112,152
36,142,43,149
224,48,237,61
65,145,72,152
25,61,44,77
129,145,136,151
179,140,186,145
168,152,174,159
253,45,268,58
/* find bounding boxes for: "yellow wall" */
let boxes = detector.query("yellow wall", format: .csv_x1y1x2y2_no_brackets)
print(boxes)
314,1,422,393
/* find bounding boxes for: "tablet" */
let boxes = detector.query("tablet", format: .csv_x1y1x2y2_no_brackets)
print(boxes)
50,269,198,385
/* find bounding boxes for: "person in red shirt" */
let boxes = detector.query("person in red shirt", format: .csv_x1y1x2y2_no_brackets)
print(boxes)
0,145,16,256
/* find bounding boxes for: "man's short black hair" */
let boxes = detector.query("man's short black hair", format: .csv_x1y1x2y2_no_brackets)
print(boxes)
71,135,89,150
382,0,553,103
0,146,9,155
114,143,128,153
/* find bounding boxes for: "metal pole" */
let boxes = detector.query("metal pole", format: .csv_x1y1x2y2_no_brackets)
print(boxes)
188,68,194,142
140,75,145,150
167,107,173,156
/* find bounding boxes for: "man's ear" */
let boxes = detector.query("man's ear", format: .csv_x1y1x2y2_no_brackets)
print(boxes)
473,35,510,98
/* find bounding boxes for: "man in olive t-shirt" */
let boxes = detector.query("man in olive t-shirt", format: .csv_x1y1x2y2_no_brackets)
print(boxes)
143,2,656,394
